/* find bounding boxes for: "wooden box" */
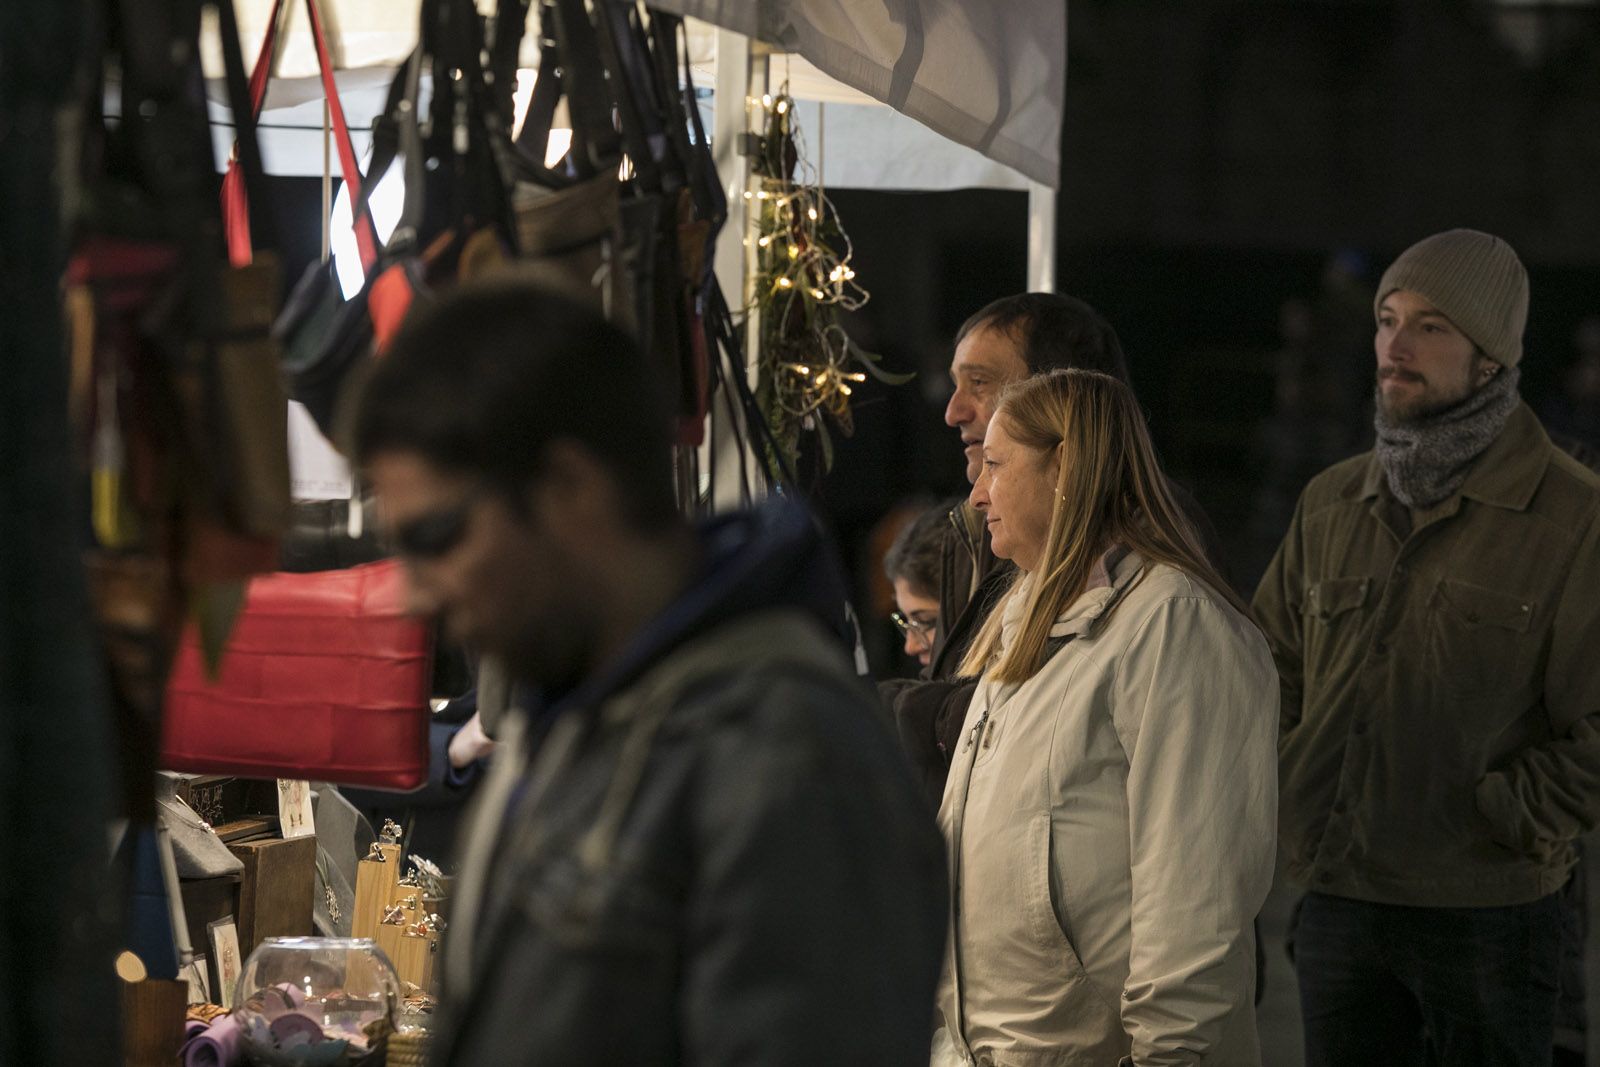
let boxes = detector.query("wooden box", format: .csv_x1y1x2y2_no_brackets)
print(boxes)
121,978,187,1067
227,834,317,954
178,874,240,966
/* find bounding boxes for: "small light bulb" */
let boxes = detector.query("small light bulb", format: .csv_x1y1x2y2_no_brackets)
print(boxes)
756,191,769,200
761,94,773,109
787,245,799,259
776,99,789,114
810,289,825,300
839,383,853,396
757,235,772,247
776,277,792,288
807,207,819,221
743,191,754,200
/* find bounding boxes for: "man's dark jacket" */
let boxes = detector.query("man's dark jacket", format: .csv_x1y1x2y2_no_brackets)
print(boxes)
432,499,948,1066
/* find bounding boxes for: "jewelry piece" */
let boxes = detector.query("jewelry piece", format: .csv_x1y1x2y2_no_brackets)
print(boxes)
314,853,343,925
166,795,214,834
379,819,403,845
366,842,388,862
382,904,407,925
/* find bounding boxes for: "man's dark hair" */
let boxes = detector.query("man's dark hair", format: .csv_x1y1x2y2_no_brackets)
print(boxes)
354,282,678,531
884,501,955,599
955,292,1129,383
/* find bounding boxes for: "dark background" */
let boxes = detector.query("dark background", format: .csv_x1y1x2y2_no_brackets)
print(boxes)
265,1,1600,677
822,1,1600,674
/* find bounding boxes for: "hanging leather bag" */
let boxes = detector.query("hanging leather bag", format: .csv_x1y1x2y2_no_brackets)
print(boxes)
162,560,433,790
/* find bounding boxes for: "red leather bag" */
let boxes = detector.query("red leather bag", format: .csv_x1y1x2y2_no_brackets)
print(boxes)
161,560,432,790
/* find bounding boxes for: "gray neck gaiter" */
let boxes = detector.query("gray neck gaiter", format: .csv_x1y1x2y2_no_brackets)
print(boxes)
1373,365,1521,509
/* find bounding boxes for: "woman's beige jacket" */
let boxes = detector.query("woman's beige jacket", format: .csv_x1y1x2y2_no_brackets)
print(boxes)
936,552,1278,1066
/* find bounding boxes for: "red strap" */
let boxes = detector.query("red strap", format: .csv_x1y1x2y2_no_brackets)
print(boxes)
223,0,380,271
303,0,379,271
223,0,287,266
247,0,287,117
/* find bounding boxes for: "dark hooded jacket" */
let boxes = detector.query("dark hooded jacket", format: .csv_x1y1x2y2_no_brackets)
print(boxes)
431,498,948,1067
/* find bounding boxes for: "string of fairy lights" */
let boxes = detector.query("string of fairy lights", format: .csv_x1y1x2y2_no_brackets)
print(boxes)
742,86,903,473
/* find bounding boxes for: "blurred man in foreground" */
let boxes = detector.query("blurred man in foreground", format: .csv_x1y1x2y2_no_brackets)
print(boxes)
357,282,946,1066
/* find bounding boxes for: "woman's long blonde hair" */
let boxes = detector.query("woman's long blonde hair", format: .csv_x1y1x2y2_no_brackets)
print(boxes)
958,369,1249,684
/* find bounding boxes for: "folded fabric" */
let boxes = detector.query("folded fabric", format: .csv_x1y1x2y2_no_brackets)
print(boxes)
182,1013,241,1067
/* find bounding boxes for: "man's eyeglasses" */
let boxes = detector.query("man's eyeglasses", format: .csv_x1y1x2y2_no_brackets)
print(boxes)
891,611,937,643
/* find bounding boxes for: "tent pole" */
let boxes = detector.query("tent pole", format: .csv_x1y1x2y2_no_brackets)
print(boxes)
1027,179,1057,292
705,28,769,509
712,28,758,349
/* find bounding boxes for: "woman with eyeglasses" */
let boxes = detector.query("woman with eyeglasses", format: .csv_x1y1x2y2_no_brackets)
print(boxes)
884,503,953,668
933,369,1277,1066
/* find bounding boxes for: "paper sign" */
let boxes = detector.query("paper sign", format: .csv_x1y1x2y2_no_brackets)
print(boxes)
277,779,315,839
288,400,354,500
207,919,242,1010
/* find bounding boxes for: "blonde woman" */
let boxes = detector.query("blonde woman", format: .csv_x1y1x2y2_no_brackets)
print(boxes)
934,370,1277,1067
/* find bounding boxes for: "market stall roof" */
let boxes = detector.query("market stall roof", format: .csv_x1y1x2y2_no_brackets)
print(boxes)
651,0,1062,188
196,1,1060,191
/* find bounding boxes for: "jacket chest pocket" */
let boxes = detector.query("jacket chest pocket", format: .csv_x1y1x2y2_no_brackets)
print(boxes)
1425,579,1540,703
1302,577,1371,690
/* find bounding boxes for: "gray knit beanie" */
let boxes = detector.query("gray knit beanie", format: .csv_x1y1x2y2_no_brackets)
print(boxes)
1375,229,1529,367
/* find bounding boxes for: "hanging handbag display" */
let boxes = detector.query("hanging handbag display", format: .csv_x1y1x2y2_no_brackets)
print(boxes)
162,560,433,791
69,0,296,819
289,5,520,445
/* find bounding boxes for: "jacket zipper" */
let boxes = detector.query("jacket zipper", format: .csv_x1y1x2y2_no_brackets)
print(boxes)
964,708,990,752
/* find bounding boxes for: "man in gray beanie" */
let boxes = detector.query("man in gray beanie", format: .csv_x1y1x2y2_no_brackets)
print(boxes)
1254,229,1600,1064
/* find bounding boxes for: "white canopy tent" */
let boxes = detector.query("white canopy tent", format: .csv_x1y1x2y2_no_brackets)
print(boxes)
195,1,1065,500
201,0,1062,281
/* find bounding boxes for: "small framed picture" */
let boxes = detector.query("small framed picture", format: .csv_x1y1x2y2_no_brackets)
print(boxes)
207,918,242,1010
181,955,211,1005
277,779,315,839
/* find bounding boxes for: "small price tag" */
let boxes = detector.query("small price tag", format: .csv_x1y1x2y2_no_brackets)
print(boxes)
277,779,315,839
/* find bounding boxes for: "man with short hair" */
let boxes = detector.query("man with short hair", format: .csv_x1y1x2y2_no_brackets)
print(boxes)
884,293,1219,803
1254,229,1600,1064
937,294,1132,668
357,282,947,1066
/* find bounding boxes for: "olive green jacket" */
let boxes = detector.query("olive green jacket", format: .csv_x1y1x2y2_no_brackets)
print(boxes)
1254,402,1600,907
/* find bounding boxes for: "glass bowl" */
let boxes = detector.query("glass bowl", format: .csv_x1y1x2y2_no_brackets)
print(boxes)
233,937,399,1066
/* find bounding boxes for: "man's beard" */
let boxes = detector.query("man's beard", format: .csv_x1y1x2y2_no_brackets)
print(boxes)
1375,371,1471,425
